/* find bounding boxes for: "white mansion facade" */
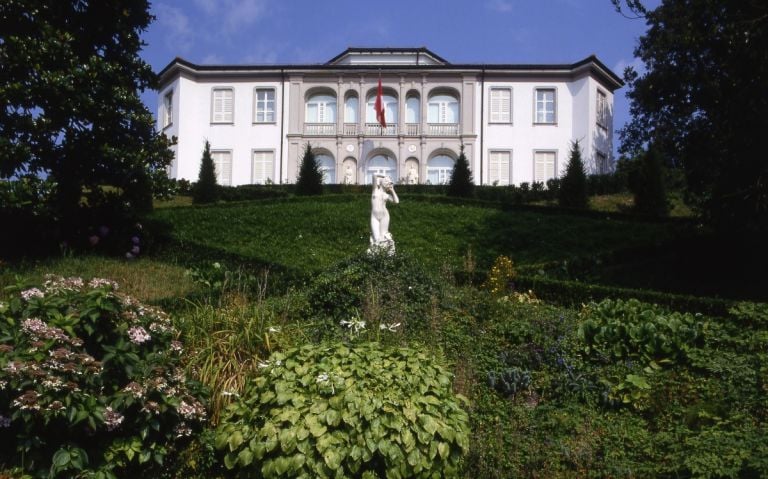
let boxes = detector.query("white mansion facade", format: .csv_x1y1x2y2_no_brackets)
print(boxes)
156,47,622,186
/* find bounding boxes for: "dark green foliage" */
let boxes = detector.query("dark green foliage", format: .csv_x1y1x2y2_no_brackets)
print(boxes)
214,342,470,478
0,0,174,238
487,365,532,398
558,140,588,209
628,145,668,217
295,143,323,196
305,251,441,339
446,145,474,198
192,140,219,204
0,276,207,478
617,0,768,232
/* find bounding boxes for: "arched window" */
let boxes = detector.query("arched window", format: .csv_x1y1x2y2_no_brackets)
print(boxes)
306,94,336,123
366,154,397,184
366,95,398,124
428,94,459,123
344,95,358,123
406,96,420,123
316,154,336,184
427,155,455,185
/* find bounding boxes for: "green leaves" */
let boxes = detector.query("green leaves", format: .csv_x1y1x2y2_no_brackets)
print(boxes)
215,341,470,478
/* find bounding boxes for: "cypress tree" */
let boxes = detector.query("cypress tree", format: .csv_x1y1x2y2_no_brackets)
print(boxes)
193,140,219,204
296,143,323,196
446,145,474,198
630,144,669,217
558,140,589,208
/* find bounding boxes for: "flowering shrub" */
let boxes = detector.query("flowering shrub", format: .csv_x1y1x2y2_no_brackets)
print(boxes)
215,342,470,478
483,255,516,295
0,276,207,479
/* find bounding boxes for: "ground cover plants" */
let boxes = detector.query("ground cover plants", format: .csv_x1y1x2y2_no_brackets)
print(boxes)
2,193,766,478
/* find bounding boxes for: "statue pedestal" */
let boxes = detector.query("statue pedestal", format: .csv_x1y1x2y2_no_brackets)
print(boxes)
367,235,395,256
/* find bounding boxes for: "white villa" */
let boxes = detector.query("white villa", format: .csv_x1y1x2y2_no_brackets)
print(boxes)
156,47,622,186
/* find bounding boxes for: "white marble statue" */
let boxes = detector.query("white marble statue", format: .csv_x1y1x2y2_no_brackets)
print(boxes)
343,164,353,185
406,165,418,185
368,175,399,254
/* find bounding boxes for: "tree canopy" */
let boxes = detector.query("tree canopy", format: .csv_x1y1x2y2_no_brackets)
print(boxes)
446,145,474,198
295,143,323,196
0,0,173,233
615,0,768,232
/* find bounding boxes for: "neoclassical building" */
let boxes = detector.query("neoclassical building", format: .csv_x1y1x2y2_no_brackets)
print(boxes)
156,47,622,186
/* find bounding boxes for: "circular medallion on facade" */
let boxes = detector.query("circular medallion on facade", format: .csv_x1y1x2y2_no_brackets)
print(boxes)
346,144,354,152
408,144,417,153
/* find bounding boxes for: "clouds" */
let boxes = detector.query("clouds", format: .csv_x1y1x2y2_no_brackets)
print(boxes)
192,0,266,30
154,3,194,54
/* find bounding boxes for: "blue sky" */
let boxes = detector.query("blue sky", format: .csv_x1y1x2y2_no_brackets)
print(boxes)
139,0,659,153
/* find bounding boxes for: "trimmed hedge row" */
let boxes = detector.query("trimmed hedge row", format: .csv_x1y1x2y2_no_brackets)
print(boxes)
514,275,734,318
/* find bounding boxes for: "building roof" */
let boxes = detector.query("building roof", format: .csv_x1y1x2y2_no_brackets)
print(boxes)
157,48,624,91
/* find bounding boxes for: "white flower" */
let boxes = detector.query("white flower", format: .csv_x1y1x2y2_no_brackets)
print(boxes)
104,406,124,431
127,326,151,345
0,415,11,428
316,373,329,384
268,326,281,333
21,288,45,301
379,322,401,332
340,318,366,335
257,360,271,369
221,390,240,397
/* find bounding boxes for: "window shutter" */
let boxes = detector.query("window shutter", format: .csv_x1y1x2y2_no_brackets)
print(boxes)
490,89,510,123
534,152,555,183
252,151,273,184
213,89,233,123
213,151,232,186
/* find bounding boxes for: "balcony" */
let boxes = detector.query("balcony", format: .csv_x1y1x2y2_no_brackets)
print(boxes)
404,123,420,136
427,123,460,136
304,123,336,136
342,123,358,135
365,123,398,136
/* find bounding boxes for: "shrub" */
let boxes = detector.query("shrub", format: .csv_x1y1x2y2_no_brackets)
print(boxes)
214,342,470,478
628,145,669,217
446,145,474,198
483,255,516,295
578,298,702,365
305,251,441,339
296,143,323,196
558,140,588,209
0,276,207,478
193,140,220,204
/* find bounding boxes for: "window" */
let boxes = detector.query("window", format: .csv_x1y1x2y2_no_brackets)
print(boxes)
428,95,459,123
212,150,232,186
406,96,420,123
316,155,335,184
254,89,275,123
366,95,398,123
427,155,455,185
596,151,609,174
489,151,511,185
596,89,608,128
306,94,336,123
534,88,556,124
212,88,234,123
163,90,173,128
251,150,274,184
344,95,358,123
367,155,396,184
489,88,511,123
534,151,556,183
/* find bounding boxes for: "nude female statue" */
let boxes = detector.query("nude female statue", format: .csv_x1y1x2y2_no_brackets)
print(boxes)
369,175,399,251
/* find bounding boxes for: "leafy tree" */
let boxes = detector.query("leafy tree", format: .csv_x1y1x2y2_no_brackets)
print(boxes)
447,145,474,198
614,0,768,232
192,140,219,204
0,0,173,236
628,145,669,217
558,140,588,209
295,143,323,196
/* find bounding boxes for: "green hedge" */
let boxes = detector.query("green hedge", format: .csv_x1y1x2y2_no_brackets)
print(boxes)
515,275,733,318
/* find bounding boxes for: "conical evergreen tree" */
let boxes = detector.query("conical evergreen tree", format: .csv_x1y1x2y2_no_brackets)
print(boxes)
558,140,589,209
446,145,474,198
630,144,669,217
193,140,219,204
296,143,323,196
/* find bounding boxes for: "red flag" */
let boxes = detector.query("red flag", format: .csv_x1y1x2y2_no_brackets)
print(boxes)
374,77,386,128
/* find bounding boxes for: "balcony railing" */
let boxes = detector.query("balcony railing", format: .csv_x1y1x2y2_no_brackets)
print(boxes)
365,123,398,136
304,123,336,136
404,123,420,136
427,123,460,136
342,123,358,135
